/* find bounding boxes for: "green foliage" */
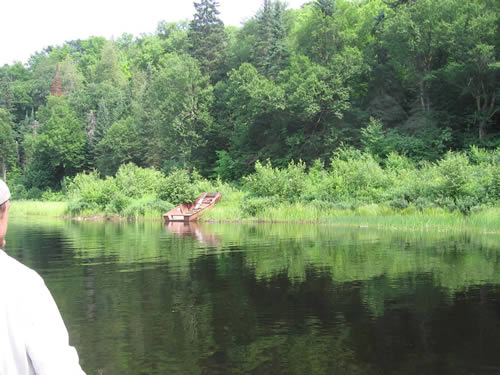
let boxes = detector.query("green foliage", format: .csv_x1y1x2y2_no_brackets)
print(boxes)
94,41,128,87
65,163,203,216
213,150,239,181
0,108,16,180
95,118,144,176
252,0,290,78
188,0,228,82
41,189,66,202
145,53,214,168
67,171,117,208
1,0,499,199
244,160,307,202
26,95,86,188
114,163,164,199
360,117,388,158
240,196,279,217
123,196,174,219
105,193,131,214
330,146,390,202
158,169,198,205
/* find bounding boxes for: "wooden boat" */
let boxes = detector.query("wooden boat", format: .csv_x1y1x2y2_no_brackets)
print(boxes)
163,192,222,222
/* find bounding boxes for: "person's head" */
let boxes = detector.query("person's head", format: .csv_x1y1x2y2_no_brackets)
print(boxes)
0,180,11,248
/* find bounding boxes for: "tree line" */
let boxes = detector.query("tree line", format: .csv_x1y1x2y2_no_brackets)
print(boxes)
0,0,498,193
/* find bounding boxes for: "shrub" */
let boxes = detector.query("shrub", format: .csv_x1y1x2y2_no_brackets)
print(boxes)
301,159,340,202
123,196,174,218
329,147,390,202
105,193,131,214
158,169,197,205
214,150,240,181
240,196,279,217
10,184,28,200
41,189,65,202
66,172,117,208
244,160,307,201
114,163,165,199
66,199,99,215
26,187,43,200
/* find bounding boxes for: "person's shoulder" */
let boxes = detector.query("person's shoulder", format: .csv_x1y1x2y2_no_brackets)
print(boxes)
0,250,44,286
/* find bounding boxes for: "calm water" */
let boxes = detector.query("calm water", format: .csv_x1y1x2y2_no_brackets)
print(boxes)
5,216,500,375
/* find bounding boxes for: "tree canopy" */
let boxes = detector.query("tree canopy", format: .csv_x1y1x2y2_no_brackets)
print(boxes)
0,0,498,190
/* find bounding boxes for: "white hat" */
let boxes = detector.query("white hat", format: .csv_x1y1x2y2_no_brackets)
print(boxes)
0,180,10,205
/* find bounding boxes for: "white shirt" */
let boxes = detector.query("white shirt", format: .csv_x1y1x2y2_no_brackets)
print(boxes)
0,250,86,375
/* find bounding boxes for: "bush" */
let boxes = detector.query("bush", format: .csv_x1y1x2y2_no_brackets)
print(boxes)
41,189,65,202
66,199,99,215
123,196,174,218
10,184,28,200
114,163,165,199
329,147,390,202
105,193,131,214
158,168,198,205
26,187,43,200
244,160,307,201
66,172,117,208
301,159,340,202
240,196,279,217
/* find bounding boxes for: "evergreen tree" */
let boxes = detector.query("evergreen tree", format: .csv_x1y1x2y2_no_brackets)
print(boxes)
254,0,289,78
267,1,289,79
315,0,335,16
188,0,228,83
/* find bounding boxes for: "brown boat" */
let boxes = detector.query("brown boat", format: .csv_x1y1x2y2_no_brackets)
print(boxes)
163,192,222,222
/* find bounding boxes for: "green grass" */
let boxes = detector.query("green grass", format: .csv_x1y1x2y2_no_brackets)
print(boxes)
9,200,67,217
203,199,500,233
9,199,500,233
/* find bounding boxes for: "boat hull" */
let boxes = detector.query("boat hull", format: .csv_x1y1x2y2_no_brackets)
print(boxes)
163,193,221,222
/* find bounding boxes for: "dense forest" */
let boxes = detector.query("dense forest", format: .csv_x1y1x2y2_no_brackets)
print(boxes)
0,0,498,194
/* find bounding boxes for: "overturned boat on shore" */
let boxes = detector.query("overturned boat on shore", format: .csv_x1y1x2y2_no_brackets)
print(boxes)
163,192,222,222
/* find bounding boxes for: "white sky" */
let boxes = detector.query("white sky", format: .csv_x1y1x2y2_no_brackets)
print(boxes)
0,0,308,66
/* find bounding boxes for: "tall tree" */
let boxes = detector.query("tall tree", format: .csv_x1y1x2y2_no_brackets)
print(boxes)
215,63,286,176
278,55,351,162
253,0,290,78
188,0,228,83
25,96,86,188
382,0,452,113
95,117,144,175
294,0,340,65
0,109,16,180
441,0,499,140
145,53,214,169
94,42,128,87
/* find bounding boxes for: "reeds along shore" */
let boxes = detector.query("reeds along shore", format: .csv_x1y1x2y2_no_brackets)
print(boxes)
8,200,500,233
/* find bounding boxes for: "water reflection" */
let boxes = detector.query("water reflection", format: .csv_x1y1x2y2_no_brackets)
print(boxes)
165,221,220,245
5,216,500,375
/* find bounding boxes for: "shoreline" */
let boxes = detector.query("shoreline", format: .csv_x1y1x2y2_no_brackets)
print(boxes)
9,201,500,234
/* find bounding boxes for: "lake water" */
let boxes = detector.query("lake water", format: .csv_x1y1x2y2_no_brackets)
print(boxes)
5,216,500,375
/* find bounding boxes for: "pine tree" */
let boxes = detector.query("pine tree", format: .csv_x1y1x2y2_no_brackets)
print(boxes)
254,0,289,78
254,0,273,74
188,0,228,83
315,0,335,16
267,1,289,79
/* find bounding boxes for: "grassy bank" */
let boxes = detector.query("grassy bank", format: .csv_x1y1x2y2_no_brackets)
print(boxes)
9,201,67,217
10,199,500,233
10,148,499,231
9,200,166,221
203,200,500,233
